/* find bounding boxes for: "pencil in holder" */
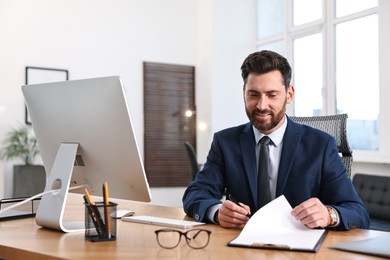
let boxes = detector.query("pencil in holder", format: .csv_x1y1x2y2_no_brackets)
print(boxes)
85,201,117,242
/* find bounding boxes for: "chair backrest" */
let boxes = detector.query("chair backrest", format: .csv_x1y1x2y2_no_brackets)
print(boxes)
184,141,200,180
353,173,390,222
290,114,353,178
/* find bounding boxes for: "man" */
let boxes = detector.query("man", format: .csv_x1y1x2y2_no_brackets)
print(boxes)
182,50,370,230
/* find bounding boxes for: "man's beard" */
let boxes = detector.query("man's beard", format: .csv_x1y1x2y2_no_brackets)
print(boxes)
245,104,286,132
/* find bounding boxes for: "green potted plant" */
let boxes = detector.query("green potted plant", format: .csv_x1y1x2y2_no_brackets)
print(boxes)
0,125,46,197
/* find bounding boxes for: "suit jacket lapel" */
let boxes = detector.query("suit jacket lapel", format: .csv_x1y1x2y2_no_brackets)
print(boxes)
276,117,304,196
239,123,258,205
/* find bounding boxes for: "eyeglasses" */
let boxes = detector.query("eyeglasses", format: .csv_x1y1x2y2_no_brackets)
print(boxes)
155,228,211,249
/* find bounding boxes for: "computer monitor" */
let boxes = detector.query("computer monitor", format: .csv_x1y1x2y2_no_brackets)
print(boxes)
22,76,152,232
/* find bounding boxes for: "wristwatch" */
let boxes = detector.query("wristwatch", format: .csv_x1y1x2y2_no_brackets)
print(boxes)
327,207,339,226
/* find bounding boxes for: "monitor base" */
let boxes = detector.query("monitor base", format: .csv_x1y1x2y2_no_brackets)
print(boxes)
35,143,84,233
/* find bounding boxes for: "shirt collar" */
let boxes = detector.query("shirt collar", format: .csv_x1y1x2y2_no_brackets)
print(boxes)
252,114,287,147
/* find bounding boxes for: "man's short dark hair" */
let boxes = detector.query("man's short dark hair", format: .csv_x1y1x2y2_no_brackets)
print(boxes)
240,50,292,89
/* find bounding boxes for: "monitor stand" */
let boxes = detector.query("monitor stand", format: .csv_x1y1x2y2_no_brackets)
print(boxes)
35,142,84,232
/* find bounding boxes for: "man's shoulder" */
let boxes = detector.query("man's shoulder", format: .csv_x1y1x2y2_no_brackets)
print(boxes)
287,118,334,142
215,122,251,136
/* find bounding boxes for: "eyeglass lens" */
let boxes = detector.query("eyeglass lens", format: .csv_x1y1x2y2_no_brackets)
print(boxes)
185,229,210,249
155,229,210,249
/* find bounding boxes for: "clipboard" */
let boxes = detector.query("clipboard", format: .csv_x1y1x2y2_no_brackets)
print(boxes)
228,230,328,252
226,196,328,253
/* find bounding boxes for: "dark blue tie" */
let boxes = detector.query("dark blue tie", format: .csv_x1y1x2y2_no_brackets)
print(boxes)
258,136,271,209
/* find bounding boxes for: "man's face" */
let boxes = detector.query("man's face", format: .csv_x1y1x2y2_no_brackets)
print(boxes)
243,70,294,135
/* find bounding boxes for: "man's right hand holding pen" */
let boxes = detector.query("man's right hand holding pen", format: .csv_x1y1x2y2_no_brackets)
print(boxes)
216,194,251,228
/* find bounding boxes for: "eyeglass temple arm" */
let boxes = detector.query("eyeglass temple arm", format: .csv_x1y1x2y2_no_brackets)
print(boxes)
190,229,203,240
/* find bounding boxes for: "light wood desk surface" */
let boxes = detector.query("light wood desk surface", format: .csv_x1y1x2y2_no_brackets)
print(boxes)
0,194,388,260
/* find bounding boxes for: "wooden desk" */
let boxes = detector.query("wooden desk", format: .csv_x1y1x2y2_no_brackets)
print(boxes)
0,194,388,259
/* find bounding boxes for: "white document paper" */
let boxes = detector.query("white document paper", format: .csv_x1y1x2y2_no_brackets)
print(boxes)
229,195,326,251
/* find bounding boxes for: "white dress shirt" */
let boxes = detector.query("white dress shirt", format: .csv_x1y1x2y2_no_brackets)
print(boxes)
252,115,287,200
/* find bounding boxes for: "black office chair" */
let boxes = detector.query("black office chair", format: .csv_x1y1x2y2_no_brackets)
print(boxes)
290,114,353,178
353,173,390,231
184,141,200,180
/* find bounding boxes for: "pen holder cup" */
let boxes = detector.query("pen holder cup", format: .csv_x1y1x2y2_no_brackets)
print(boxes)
85,202,117,242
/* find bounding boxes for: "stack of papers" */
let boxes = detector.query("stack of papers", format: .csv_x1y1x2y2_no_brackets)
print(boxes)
228,195,327,252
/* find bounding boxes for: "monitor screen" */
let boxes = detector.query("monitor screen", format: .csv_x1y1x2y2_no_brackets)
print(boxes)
22,76,151,232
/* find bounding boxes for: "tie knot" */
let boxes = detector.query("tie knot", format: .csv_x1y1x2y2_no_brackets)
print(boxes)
259,136,271,145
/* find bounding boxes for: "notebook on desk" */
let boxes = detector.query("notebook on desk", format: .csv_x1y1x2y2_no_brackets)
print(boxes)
331,235,390,258
122,215,205,229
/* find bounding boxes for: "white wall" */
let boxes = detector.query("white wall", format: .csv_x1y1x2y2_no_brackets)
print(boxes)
194,0,257,163
0,0,257,200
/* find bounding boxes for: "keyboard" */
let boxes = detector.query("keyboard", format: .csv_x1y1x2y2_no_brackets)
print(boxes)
121,215,205,229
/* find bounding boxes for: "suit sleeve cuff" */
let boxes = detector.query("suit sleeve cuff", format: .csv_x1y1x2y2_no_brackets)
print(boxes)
206,203,222,224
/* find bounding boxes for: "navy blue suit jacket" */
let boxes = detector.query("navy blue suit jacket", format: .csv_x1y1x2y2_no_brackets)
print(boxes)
183,116,370,230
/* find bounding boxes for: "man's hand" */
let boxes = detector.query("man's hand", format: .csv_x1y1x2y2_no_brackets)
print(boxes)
291,198,330,228
217,200,251,228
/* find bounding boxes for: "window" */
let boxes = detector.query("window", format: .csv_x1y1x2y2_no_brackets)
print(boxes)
335,14,379,150
256,0,390,163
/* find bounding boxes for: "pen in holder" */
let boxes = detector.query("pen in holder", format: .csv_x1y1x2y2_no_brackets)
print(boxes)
85,201,117,242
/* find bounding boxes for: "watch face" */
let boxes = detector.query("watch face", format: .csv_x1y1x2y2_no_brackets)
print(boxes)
332,209,339,223
328,207,337,226
331,212,336,221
